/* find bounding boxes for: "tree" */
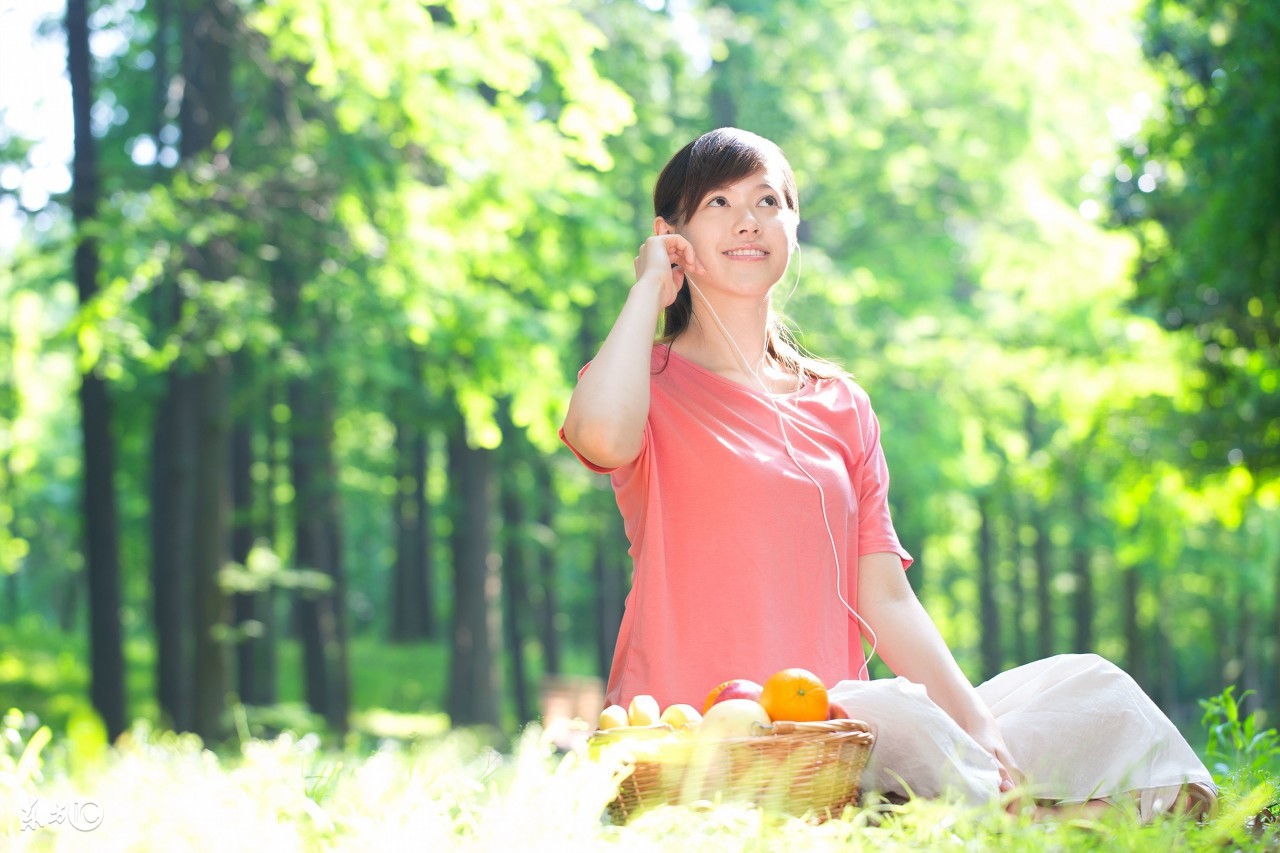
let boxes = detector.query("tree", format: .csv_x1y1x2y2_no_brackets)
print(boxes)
1115,0,1280,474
67,0,126,741
180,0,237,745
446,407,501,728
388,347,436,643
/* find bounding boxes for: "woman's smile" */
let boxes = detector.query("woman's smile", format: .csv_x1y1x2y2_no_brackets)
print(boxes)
723,244,770,260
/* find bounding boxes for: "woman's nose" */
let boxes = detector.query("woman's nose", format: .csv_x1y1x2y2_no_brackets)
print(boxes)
735,211,761,233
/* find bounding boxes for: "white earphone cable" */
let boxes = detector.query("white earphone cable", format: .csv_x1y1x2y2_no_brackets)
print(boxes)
683,258,880,680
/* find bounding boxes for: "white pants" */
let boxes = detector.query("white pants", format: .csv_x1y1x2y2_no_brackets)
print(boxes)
828,654,1216,819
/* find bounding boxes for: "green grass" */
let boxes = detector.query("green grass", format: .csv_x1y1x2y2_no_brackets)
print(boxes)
2,715,1277,850
3,617,1278,849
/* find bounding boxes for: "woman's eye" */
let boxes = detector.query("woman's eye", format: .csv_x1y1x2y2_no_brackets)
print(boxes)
760,195,780,207
707,196,728,207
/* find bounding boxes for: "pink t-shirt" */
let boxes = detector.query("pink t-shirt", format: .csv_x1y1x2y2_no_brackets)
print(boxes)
561,345,912,710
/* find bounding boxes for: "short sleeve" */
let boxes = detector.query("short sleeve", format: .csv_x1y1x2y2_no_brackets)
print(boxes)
856,405,914,570
558,361,650,475
559,425,617,474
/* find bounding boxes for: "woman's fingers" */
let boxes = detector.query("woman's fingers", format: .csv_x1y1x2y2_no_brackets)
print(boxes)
990,745,1031,815
994,746,1025,785
636,233,702,298
666,235,702,273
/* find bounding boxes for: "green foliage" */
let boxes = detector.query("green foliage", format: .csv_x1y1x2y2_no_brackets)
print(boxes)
0,617,97,735
1201,687,1280,789
1116,0,1280,473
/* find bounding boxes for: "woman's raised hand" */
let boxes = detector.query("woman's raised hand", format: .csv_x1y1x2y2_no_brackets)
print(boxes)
633,234,703,308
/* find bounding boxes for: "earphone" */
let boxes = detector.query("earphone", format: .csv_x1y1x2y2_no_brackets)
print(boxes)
682,249,881,680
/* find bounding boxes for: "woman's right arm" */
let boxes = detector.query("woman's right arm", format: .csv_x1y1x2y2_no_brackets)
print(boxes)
561,233,701,469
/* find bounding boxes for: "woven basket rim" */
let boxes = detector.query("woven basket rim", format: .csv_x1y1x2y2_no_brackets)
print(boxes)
590,717,873,744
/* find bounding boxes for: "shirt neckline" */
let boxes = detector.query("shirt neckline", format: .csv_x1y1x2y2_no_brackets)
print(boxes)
660,344,816,400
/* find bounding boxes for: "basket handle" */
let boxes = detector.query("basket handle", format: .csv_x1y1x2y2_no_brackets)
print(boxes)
765,719,872,736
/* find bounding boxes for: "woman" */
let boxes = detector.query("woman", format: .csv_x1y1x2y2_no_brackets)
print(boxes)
560,127,1214,819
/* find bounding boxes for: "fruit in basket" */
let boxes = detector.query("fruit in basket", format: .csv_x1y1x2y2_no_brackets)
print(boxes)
627,694,661,726
703,679,764,713
759,668,829,723
698,698,771,738
598,704,630,730
659,703,702,729
827,699,851,720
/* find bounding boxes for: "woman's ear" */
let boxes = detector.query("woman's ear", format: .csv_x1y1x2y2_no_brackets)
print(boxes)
654,216,675,236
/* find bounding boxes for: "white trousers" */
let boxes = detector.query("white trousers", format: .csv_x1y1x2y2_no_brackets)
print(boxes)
828,654,1216,819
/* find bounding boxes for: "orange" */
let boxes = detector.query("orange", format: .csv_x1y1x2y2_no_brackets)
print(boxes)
759,668,829,722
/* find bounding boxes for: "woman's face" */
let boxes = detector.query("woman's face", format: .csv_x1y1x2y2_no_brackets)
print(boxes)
666,165,798,297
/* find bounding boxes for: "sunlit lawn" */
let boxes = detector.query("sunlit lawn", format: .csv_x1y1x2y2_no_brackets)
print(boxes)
3,714,1279,850
3,616,1278,849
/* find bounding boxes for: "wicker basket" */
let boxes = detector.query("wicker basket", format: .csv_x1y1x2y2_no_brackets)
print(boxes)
589,718,874,823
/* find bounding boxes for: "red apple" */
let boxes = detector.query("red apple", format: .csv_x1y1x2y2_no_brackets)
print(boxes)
703,679,764,714
827,699,851,720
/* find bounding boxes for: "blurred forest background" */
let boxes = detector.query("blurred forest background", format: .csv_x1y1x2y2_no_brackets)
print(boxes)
0,0,1276,747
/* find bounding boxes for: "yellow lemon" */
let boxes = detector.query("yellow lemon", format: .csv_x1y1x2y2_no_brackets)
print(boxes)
627,694,661,727
597,704,629,730
660,703,703,730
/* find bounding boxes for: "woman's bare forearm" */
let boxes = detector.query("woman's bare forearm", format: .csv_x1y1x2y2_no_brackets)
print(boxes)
563,233,701,469
562,277,667,469
858,553,993,733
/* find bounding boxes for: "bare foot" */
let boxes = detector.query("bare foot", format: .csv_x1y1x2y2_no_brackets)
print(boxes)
1173,782,1217,821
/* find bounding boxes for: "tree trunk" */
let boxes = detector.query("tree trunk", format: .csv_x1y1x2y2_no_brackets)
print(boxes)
413,428,436,639
977,492,1000,679
1008,492,1029,665
1071,477,1093,654
1032,504,1054,659
1124,564,1145,688
446,414,502,728
390,413,414,642
500,459,532,723
231,398,272,706
389,381,432,642
144,0,197,733
190,356,231,742
1153,583,1177,708
532,458,560,675
151,369,195,731
288,351,350,733
177,0,237,744
67,0,127,741
260,378,284,696
1024,400,1054,659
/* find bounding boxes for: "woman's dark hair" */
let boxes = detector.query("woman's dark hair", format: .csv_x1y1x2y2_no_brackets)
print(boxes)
652,128,844,383
654,127,799,229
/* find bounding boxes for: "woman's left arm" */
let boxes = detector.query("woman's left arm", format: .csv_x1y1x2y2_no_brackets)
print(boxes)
857,551,1020,793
